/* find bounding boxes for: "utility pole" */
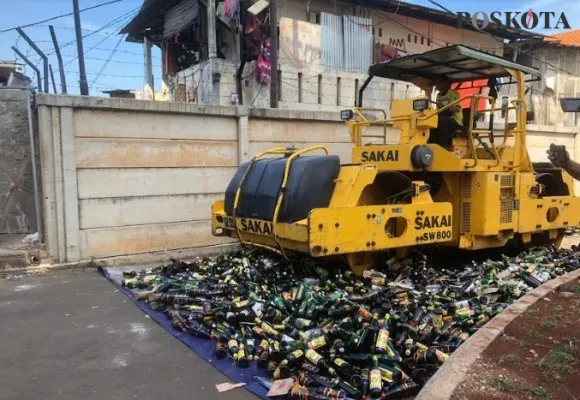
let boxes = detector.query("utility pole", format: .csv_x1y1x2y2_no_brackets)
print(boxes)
144,37,154,100
72,0,89,95
269,0,279,108
49,25,68,94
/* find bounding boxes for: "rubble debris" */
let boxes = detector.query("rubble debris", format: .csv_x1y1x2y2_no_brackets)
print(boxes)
121,245,580,399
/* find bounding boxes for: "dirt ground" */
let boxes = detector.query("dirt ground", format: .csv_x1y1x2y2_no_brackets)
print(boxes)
451,278,580,400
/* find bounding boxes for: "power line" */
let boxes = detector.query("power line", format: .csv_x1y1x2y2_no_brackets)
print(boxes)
90,35,124,89
0,0,127,34
60,9,139,69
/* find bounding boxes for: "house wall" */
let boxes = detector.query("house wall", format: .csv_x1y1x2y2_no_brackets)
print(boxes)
36,94,580,265
168,11,502,112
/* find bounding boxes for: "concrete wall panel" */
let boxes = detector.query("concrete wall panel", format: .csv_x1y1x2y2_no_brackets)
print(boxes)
77,167,235,199
79,193,221,229
249,118,351,143
73,109,237,141
80,220,235,259
75,138,238,168
249,141,353,162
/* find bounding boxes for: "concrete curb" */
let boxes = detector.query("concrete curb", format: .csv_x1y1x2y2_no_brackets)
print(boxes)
415,268,580,400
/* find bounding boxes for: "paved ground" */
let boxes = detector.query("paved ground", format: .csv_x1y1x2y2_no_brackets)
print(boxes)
0,268,257,400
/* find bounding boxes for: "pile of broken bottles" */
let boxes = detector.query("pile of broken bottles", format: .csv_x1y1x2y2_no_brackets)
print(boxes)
121,245,580,400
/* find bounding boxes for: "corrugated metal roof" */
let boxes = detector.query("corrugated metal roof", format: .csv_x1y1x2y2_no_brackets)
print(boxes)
163,0,199,39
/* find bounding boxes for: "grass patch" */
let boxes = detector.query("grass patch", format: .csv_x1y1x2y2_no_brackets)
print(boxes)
500,354,521,363
552,305,564,313
535,346,576,385
570,286,580,294
542,369,565,383
541,320,558,329
527,331,544,340
527,308,539,314
518,340,529,349
490,377,515,392
528,386,552,399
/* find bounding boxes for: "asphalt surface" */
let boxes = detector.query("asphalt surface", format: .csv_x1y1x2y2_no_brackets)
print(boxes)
0,269,257,400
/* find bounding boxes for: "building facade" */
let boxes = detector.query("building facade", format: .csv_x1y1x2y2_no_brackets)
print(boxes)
121,0,537,114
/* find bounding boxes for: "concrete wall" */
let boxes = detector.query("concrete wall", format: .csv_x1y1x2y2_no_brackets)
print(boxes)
35,94,580,265
35,94,359,265
0,89,37,234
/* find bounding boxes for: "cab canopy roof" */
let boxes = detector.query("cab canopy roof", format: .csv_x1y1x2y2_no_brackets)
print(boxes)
369,45,540,84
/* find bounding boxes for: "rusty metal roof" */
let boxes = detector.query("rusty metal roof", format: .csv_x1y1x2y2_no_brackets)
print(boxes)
120,0,184,41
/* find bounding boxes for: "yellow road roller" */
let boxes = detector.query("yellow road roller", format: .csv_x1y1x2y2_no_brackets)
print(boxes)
211,45,580,274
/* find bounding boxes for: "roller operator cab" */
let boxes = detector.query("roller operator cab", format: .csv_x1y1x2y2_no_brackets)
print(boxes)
211,45,580,275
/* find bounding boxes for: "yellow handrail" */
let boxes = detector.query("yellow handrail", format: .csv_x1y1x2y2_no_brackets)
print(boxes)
232,147,289,248
271,145,330,259
352,107,390,145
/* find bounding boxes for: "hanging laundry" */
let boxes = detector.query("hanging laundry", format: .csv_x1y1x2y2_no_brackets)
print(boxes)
224,0,239,20
256,36,272,84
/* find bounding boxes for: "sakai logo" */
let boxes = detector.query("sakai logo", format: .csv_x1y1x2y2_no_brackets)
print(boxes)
361,150,399,162
457,9,571,30
414,215,452,230
239,218,274,235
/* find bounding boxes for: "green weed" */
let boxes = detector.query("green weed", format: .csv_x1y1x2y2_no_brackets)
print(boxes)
528,386,552,399
500,354,520,363
490,377,515,391
527,331,544,340
541,320,558,329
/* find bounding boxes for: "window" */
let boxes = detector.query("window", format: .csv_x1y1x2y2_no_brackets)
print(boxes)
337,77,341,106
408,34,411,42
379,28,383,37
315,12,321,24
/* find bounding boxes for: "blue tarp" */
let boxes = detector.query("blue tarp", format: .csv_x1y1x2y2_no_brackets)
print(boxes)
99,267,269,399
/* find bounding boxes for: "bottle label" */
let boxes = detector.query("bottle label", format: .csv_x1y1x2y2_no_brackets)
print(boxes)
308,335,327,350
370,369,382,389
380,367,393,382
376,329,389,350
435,349,449,363
228,339,238,349
305,349,322,364
433,314,443,329
334,358,346,367
291,350,304,359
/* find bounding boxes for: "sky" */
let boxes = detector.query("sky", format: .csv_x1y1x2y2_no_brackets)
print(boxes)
0,0,579,96
0,0,161,95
